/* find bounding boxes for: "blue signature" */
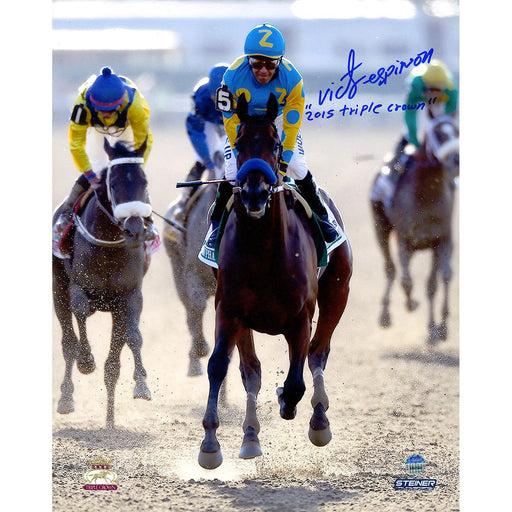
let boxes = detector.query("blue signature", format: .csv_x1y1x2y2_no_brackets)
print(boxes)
317,48,434,106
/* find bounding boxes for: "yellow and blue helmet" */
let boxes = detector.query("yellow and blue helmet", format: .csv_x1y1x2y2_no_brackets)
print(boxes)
88,67,126,111
244,23,285,59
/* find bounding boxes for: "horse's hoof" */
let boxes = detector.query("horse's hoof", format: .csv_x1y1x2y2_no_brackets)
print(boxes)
76,355,96,375
379,311,391,328
194,340,210,359
308,426,332,447
187,357,204,377
57,397,75,414
198,448,223,470
133,382,152,400
437,323,448,341
407,299,419,311
239,441,262,459
277,387,297,420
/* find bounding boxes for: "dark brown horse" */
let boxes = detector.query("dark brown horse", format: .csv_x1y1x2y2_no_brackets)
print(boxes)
53,139,153,428
370,111,459,344
198,94,353,469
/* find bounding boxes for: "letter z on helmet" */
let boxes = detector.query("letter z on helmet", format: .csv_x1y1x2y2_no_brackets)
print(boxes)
244,24,285,59
88,67,126,111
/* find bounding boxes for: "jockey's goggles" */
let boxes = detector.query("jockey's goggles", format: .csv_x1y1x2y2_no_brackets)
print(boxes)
248,57,281,70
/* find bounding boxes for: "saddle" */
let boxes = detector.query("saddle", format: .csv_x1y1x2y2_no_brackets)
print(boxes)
201,184,346,269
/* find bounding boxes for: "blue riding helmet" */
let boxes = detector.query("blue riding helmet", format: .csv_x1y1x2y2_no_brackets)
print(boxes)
88,67,126,111
244,24,285,59
208,63,229,97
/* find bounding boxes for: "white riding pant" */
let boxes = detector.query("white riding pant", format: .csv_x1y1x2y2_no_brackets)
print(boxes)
224,114,309,181
86,125,135,175
194,122,226,179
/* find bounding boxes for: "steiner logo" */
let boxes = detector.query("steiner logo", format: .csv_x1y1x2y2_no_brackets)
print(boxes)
395,479,437,490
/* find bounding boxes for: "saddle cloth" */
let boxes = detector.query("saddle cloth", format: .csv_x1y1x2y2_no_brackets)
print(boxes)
198,188,347,270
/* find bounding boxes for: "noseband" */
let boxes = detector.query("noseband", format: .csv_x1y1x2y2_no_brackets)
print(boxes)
106,157,151,219
234,120,283,204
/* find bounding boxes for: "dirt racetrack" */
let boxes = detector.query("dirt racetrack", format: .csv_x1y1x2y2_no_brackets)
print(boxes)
52,117,459,512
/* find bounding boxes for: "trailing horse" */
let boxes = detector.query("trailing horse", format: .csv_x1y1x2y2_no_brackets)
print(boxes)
198,94,353,469
370,111,459,344
163,182,218,376
53,139,155,428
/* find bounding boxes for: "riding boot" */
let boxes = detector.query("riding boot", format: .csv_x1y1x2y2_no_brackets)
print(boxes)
295,171,338,243
205,180,233,250
52,177,89,257
53,177,89,235
168,162,206,225
393,136,409,160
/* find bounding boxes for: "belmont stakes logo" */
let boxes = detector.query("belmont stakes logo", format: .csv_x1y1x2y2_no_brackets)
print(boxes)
83,455,118,490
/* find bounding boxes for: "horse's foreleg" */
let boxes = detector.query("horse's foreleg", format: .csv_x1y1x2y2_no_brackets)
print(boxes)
104,330,124,429
426,251,439,343
114,294,151,401
428,240,452,344
307,243,351,445
398,240,418,312
199,312,239,469
69,283,96,374
371,201,395,327
185,284,210,376
54,281,78,414
58,323,78,414
237,329,263,459
278,314,310,421
439,245,453,341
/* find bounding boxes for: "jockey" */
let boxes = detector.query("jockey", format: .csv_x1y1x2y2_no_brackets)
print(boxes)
204,23,338,250
167,63,229,226
52,66,156,249
372,59,458,209
393,59,458,169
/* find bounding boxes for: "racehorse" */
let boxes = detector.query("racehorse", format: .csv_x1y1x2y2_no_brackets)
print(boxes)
198,94,353,469
163,183,217,376
370,111,459,344
53,139,153,428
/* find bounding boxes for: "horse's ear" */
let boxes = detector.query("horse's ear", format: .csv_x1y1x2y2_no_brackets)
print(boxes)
135,137,147,158
266,94,279,121
236,93,249,121
104,137,113,158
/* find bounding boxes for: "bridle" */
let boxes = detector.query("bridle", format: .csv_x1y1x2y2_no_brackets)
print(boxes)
74,156,151,247
425,115,459,165
233,120,284,202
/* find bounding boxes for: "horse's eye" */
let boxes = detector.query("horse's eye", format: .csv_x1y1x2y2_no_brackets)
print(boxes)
260,190,269,201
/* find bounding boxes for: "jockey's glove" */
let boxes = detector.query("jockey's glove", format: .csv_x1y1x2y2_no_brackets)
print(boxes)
84,169,101,189
278,161,288,177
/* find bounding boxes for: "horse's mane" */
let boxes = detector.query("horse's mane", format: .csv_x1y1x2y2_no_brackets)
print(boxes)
110,140,138,157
